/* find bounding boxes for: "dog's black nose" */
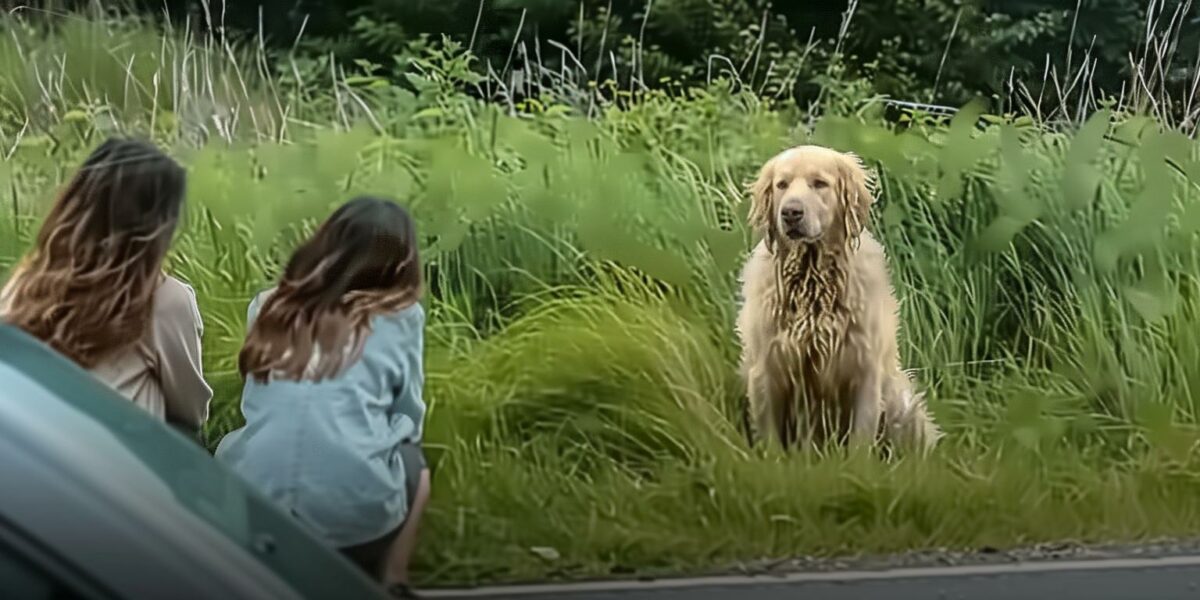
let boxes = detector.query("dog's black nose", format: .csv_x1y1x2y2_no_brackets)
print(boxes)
781,206,804,223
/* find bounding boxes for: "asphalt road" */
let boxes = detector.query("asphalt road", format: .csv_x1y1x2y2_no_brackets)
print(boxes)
426,555,1200,600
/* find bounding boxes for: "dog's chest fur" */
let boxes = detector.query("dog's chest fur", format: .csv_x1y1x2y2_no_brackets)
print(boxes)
766,245,859,378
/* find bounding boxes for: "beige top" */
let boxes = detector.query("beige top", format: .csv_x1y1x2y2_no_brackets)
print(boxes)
1,275,213,429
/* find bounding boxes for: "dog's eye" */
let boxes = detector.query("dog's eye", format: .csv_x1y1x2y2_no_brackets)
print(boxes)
775,180,788,190
811,178,829,190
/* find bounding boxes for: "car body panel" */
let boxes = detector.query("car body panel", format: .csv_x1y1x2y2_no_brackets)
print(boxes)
0,324,389,600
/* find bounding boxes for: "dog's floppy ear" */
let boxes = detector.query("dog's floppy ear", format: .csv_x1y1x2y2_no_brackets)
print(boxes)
836,151,875,244
747,156,777,248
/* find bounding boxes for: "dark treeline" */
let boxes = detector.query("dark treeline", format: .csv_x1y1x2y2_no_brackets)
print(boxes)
54,1,1200,111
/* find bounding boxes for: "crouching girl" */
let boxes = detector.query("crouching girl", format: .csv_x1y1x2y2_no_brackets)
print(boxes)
216,197,430,598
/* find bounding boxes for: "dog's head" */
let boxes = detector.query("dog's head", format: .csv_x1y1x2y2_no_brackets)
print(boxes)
747,145,874,251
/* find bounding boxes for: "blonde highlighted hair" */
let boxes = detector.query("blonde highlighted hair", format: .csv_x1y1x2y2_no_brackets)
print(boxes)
2,137,186,368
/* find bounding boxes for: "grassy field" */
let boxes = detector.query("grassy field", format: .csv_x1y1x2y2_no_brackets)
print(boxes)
4,10,1200,587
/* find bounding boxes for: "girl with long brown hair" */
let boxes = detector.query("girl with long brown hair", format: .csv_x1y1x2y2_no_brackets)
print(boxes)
215,196,430,599
1,137,212,436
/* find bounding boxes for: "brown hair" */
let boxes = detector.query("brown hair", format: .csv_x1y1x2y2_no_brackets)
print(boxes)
239,196,423,383
2,137,187,368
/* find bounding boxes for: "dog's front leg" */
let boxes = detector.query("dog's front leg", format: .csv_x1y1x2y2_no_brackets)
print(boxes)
747,363,782,449
850,370,882,448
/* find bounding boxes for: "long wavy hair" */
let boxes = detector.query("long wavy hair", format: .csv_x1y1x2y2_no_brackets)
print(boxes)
239,196,423,383
1,137,187,368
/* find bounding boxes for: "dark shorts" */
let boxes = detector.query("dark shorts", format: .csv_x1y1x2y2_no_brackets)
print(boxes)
339,442,427,580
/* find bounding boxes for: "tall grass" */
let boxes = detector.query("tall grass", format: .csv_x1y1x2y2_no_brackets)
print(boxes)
3,7,1200,587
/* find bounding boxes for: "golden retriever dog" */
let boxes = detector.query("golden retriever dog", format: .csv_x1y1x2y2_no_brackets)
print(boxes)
735,145,942,455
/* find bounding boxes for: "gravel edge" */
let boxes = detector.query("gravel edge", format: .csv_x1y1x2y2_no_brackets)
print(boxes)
725,538,1200,577
435,538,1200,590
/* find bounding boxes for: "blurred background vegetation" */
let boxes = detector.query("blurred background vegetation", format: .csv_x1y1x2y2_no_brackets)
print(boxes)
19,0,1199,115
124,0,1200,112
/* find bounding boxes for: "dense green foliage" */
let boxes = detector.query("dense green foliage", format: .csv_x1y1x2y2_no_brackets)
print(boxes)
119,0,1200,112
4,6,1200,588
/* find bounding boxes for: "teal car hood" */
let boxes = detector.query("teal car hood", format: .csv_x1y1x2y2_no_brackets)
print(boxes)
0,324,387,600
